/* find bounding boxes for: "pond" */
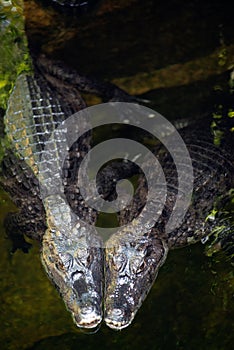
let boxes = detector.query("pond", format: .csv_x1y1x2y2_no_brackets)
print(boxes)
0,0,233,349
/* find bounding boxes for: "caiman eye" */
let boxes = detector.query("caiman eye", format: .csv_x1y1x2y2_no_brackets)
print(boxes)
112,253,126,271
55,260,66,272
131,257,145,274
62,253,74,270
56,253,73,271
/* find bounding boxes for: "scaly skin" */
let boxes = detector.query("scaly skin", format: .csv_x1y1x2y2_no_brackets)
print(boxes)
2,71,103,328
1,56,233,330
1,56,136,329
103,121,233,329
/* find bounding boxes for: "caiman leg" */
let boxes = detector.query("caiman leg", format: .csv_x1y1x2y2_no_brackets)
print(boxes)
1,150,46,252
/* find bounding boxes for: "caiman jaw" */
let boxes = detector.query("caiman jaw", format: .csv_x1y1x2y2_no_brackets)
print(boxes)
104,233,168,330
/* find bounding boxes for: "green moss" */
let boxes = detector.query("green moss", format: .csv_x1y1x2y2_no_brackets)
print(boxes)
0,0,32,109
205,190,234,261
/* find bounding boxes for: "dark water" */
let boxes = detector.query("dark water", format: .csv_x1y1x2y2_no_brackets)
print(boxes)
0,0,234,349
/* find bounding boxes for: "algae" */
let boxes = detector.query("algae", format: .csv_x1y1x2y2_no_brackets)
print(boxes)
0,0,32,109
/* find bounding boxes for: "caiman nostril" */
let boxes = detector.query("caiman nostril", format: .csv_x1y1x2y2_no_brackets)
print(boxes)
104,307,130,330
109,308,123,318
80,306,95,315
104,308,126,326
74,308,102,329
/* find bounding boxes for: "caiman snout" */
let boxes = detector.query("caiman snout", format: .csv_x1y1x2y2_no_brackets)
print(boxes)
105,307,132,330
104,234,168,330
73,304,102,329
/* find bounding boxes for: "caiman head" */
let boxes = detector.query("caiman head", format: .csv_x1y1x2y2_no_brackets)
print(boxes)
40,197,104,329
104,230,168,329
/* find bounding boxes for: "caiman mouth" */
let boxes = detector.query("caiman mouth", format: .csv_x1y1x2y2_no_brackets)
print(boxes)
74,312,102,329
73,306,102,328
104,308,134,330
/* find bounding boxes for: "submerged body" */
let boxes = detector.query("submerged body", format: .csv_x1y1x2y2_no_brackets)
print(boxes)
0,57,233,330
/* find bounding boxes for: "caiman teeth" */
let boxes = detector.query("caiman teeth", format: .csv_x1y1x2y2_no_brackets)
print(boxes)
104,318,132,330
74,315,102,329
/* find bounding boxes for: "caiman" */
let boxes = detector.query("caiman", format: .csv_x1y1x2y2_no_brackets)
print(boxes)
0,0,234,332
0,53,136,330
